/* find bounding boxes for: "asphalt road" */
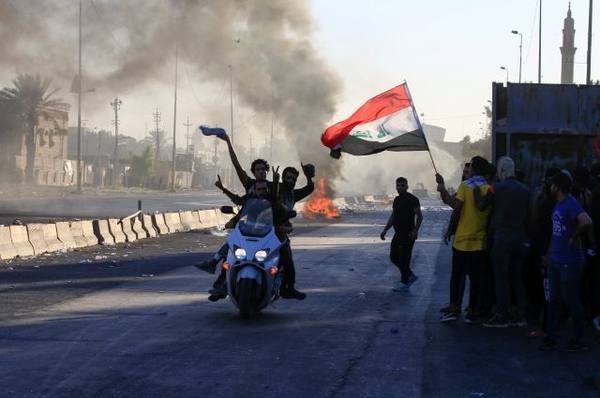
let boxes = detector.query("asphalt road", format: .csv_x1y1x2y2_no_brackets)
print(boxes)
1,207,599,397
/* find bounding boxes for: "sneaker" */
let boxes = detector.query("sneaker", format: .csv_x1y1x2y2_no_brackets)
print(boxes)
281,286,307,300
483,314,509,328
538,337,558,351
392,281,410,292
208,294,225,302
407,274,418,287
440,311,459,323
208,284,227,297
566,339,590,352
592,316,600,332
508,316,528,327
195,259,217,274
464,312,481,324
439,304,451,313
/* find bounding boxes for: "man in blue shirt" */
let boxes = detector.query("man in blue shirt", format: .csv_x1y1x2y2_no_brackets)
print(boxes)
541,171,595,351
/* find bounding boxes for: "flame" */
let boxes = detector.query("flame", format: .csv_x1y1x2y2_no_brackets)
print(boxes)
302,177,340,219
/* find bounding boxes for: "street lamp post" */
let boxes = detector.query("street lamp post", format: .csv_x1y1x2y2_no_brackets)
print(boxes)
500,66,509,83
511,30,523,83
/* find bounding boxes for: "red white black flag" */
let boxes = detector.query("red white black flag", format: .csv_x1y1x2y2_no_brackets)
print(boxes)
321,83,429,158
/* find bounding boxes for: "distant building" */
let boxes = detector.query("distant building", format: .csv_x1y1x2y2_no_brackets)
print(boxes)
560,3,576,84
0,105,72,185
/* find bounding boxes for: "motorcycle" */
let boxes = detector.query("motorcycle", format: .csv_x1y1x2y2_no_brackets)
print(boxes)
220,198,286,318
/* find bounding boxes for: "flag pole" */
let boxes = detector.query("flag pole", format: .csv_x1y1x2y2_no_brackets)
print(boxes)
404,82,438,174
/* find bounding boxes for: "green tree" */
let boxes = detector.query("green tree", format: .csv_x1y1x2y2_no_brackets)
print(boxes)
129,146,154,187
0,74,67,184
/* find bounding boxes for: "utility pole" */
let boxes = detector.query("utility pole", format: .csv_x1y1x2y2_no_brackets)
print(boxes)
110,97,122,187
76,0,83,193
153,108,161,172
587,0,594,84
270,113,274,162
229,64,234,145
170,45,178,192
228,64,234,189
183,117,193,154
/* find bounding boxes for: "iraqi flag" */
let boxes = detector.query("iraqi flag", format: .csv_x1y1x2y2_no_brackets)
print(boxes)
321,83,429,158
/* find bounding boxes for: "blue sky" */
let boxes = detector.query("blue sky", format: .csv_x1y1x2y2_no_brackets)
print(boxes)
309,0,599,141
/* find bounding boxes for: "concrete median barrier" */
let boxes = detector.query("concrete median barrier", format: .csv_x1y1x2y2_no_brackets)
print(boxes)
198,209,219,228
132,217,148,239
163,212,183,233
55,221,76,250
69,221,89,248
143,214,158,237
0,226,18,260
108,219,127,244
10,225,34,257
179,211,197,231
121,218,137,242
152,213,169,235
82,220,98,246
93,219,115,246
191,210,203,229
26,223,48,255
42,224,66,253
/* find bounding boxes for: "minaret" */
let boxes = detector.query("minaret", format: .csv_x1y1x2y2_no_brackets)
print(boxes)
560,3,576,84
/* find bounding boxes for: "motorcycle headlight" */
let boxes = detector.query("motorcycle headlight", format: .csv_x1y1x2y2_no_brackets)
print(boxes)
254,249,269,262
234,247,247,260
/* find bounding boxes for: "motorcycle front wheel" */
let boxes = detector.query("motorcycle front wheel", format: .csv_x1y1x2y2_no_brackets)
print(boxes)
237,278,258,319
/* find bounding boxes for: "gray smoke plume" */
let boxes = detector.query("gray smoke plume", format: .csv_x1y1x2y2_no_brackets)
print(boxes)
0,0,342,182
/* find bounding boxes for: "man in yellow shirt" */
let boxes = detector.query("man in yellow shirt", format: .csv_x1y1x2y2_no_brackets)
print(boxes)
440,156,491,323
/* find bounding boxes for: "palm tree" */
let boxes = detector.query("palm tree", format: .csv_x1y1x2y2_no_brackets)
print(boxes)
0,74,67,184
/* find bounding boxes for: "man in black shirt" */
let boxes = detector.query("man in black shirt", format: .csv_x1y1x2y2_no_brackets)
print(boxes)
380,177,423,291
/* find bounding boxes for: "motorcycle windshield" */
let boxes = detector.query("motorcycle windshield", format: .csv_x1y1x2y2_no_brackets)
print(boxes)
238,198,274,238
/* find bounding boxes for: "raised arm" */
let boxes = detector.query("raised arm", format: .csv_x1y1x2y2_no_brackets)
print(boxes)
215,174,245,206
219,133,251,188
294,163,316,202
435,173,458,209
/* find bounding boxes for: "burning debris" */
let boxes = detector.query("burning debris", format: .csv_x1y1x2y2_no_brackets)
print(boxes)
302,177,339,219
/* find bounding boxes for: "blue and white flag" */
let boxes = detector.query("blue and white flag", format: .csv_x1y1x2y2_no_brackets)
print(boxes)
199,125,226,137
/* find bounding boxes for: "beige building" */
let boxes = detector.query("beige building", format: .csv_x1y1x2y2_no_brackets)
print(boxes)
10,106,73,185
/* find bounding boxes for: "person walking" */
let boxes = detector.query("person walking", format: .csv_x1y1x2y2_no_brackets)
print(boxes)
380,177,423,292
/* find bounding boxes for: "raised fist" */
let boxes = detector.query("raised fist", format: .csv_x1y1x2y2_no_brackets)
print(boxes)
301,162,315,178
